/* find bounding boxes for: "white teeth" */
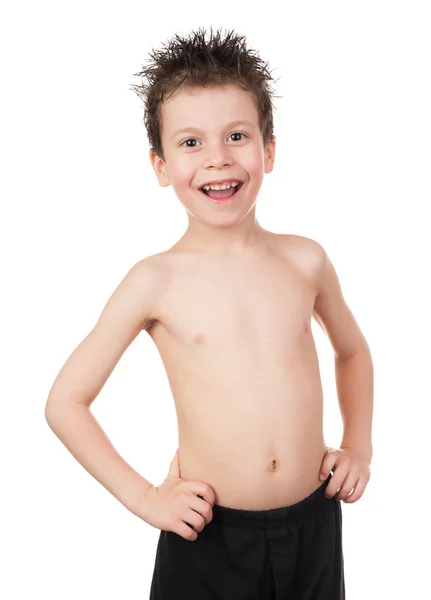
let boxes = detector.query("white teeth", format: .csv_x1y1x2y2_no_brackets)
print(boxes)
202,181,239,191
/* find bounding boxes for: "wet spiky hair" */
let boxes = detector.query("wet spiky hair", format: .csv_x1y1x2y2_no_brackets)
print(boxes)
129,26,280,161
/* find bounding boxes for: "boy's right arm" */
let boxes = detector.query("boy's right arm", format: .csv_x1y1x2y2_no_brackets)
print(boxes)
45,257,161,519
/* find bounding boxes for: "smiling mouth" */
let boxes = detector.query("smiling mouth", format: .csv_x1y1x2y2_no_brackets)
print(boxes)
199,182,244,201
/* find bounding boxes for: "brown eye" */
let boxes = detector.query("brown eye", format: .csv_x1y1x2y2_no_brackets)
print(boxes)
229,132,246,142
182,138,199,147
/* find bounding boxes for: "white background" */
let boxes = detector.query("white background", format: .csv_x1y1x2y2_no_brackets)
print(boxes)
1,1,430,598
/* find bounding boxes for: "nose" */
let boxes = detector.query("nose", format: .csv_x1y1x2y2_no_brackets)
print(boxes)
202,140,234,169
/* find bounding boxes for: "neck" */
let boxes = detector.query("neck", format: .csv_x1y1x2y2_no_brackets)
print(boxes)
178,210,269,257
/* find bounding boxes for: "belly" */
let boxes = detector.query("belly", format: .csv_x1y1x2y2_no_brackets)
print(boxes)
173,364,327,509
178,421,328,510
148,314,327,509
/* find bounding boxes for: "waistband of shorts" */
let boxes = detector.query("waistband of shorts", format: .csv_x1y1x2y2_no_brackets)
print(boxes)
211,474,333,529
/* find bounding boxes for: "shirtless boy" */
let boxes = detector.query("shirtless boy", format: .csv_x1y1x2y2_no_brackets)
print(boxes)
45,26,374,599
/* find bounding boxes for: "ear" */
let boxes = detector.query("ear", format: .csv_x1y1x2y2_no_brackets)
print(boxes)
149,149,171,187
264,136,276,174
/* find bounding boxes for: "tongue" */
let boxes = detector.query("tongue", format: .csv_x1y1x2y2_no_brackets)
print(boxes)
206,187,235,199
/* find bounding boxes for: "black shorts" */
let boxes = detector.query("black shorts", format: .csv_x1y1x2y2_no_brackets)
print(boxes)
149,473,345,599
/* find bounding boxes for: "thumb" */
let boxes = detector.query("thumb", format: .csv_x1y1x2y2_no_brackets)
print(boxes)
168,448,181,479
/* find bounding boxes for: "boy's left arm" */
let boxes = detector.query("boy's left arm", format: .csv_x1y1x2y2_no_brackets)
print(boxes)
311,240,374,503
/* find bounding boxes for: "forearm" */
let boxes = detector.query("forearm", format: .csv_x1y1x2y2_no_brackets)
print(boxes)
45,401,153,517
335,349,374,463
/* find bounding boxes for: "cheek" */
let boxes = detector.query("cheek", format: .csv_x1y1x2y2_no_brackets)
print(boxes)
170,159,196,186
240,145,265,176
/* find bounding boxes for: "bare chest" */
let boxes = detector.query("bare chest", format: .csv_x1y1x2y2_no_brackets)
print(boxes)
148,255,317,361
143,245,326,508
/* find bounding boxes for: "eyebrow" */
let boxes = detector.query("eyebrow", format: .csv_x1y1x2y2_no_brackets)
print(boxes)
170,120,255,140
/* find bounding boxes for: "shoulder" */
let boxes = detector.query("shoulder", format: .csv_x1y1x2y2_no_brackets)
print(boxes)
127,248,193,301
110,252,177,331
125,251,177,295
276,233,327,275
277,233,325,255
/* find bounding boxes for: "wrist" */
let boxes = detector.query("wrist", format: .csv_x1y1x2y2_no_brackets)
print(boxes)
123,476,154,518
341,443,373,464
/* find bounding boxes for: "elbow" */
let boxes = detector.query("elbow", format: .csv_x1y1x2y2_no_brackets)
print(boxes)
45,397,60,428
45,394,90,426
44,395,72,427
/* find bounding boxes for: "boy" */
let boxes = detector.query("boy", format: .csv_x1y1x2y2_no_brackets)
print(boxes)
45,26,373,599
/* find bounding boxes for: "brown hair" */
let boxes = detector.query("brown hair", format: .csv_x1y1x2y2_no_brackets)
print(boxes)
129,26,280,162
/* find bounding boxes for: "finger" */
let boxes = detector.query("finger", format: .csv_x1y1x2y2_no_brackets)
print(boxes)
193,495,214,524
191,483,215,507
184,508,206,533
168,449,181,478
343,477,367,503
324,466,350,498
319,451,338,481
334,473,358,501
177,521,198,542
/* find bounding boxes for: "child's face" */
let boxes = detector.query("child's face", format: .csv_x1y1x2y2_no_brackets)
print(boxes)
150,84,275,226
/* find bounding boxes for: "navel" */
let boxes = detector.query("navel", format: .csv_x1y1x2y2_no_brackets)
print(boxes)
269,458,279,472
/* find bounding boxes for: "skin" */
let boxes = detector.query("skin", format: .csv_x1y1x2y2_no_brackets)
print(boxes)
150,83,275,253
46,83,371,527
146,83,371,509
